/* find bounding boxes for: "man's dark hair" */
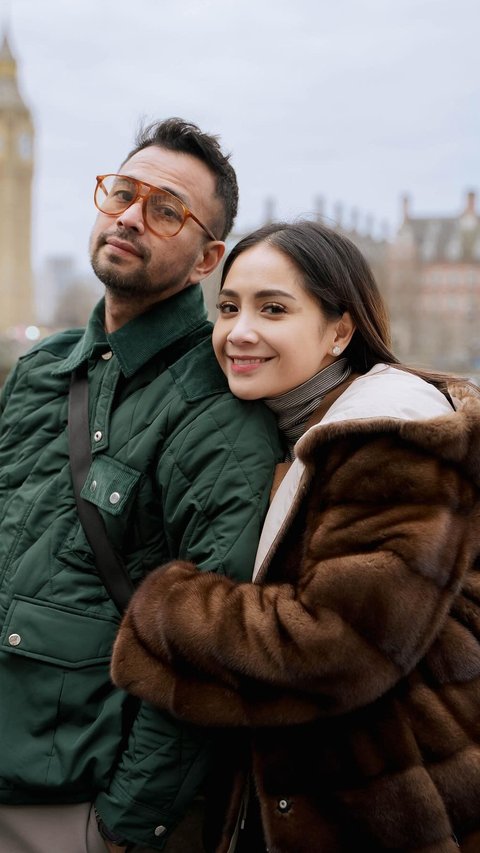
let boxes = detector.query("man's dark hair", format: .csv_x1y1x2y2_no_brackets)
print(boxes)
124,117,238,241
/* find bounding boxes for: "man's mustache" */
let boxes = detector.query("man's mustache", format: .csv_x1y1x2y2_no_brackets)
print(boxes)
97,229,148,260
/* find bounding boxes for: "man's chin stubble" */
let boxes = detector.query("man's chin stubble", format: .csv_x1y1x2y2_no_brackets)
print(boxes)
90,254,152,298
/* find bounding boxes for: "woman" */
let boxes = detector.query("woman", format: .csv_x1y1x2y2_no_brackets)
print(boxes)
111,221,480,852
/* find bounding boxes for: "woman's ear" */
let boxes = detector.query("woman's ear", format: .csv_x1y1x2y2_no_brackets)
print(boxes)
333,311,355,350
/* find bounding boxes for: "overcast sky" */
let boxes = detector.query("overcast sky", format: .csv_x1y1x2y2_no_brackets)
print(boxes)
6,0,480,273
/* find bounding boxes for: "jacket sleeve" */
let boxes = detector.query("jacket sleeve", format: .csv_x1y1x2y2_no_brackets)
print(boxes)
97,397,282,848
156,399,281,580
0,361,21,415
111,422,480,730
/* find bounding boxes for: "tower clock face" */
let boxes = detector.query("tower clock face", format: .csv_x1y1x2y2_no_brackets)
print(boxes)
17,131,33,160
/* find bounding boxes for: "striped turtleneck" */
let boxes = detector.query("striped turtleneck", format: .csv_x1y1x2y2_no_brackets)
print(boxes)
265,358,351,458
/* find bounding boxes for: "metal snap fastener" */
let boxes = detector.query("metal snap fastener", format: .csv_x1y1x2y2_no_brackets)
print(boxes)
277,798,291,813
101,351,113,360
154,825,166,837
8,633,21,647
90,480,97,492
93,430,102,442
109,491,121,505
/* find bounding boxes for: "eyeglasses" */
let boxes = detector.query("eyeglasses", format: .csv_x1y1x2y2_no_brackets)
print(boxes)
94,174,217,241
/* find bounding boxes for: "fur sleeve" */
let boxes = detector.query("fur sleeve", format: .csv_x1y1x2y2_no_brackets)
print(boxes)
112,414,480,726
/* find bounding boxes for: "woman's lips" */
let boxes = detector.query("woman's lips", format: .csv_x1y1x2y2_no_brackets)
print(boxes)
228,356,272,374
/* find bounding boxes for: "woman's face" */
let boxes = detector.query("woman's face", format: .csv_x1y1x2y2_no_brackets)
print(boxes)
213,242,345,400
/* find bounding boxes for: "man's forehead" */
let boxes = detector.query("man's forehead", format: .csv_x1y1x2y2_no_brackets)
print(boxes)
120,146,220,223
120,146,211,183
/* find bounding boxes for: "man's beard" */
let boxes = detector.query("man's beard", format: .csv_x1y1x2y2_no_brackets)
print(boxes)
91,253,154,298
90,228,152,298
90,230,188,301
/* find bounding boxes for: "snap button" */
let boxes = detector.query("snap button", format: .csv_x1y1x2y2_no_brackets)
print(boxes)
8,633,21,647
101,350,113,360
90,480,97,492
93,431,102,442
109,491,121,505
277,798,291,813
154,826,167,837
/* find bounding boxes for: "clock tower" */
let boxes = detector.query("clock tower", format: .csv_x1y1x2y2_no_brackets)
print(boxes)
0,32,35,330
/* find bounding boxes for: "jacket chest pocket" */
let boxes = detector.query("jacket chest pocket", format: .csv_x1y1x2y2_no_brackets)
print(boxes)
80,455,142,516
1,595,117,667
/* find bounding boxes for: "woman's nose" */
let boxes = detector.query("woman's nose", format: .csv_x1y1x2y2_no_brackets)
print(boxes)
116,200,145,234
226,314,259,344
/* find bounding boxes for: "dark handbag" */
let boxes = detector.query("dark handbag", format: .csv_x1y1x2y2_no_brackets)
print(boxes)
68,364,134,614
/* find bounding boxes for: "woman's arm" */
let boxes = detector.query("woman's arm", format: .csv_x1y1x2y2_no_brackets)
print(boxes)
112,423,480,726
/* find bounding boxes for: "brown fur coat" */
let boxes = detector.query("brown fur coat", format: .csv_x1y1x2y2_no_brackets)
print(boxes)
112,374,480,852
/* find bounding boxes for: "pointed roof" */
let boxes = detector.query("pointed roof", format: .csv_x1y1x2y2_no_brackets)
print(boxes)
0,31,30,112
0,30,14,59
0,32,16,77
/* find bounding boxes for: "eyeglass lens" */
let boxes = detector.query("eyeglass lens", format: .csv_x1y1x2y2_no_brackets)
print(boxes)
96,175,186,237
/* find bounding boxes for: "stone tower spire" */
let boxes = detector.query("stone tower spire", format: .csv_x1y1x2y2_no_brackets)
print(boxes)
0,30,35,330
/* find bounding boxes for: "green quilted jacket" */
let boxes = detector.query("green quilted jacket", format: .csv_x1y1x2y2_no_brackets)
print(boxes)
0,285,282,849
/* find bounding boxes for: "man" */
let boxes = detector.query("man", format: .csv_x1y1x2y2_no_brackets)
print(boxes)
0,118,282,853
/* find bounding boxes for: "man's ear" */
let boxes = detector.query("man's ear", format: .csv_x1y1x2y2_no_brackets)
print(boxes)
333,311,356,349
189,241,226,283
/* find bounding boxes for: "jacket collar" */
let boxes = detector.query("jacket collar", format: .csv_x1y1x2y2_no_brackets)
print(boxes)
54,284,209,378
296,363,453,459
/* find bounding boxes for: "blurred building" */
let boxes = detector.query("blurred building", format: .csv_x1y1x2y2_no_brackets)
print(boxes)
388,191,480,370
37,254,100,328
0,32,35,331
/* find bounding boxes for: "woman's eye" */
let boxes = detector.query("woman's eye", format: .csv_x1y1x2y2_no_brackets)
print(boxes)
216,302,238,314
263,303,286,315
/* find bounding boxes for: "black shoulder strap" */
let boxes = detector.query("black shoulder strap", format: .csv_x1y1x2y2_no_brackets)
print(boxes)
68,365,134,614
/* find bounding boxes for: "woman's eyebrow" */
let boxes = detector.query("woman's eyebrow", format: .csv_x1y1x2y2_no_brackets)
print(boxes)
220,288,297,300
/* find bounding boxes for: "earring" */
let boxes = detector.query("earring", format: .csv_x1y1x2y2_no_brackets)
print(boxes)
332,345,341,356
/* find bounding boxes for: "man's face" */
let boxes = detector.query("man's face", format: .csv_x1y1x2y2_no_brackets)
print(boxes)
89,145,221,302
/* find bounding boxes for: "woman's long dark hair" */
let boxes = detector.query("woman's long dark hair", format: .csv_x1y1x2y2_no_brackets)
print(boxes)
220,220,467,391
